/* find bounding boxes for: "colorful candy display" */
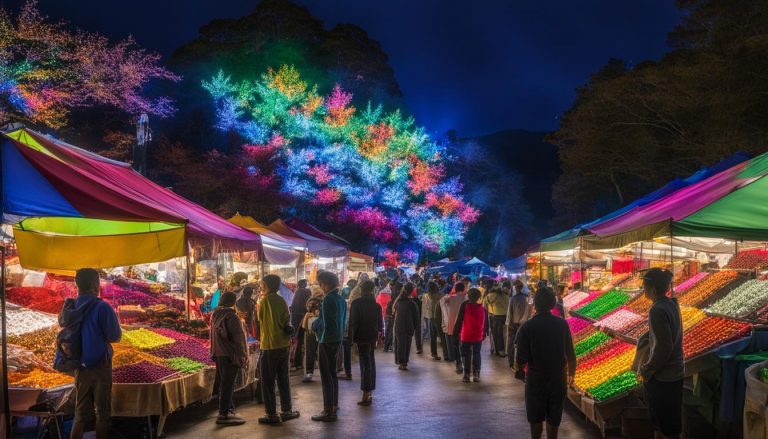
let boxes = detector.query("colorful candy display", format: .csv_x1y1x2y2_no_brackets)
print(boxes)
682,317,751,359
112,361,178,383
707,280,768,318
726,250,768,270
680,306,706,332
625,294,653,316
677,270,739,307
577,339,633,368
596,309,644,333
674,272,709,294
7,344,53,373
6,287,64,314
574,348,635,390
8,326,58,365
166,357,205,374
8,370,73,388
563,291,590,309
574,289,631,320
150,339,213,365
588,371,639,401
6,302,58,336
566,316,592,334
112,345,167,368
575,331,611,357
122,328,175,350
572,324,598,343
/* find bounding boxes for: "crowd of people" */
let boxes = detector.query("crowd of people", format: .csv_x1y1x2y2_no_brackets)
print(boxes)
62,266,685,439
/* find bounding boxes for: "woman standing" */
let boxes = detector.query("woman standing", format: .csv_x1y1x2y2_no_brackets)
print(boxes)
454,288,486,383
392,282,420,370
637,268,684,439
210,291,248,426
349,280,383,405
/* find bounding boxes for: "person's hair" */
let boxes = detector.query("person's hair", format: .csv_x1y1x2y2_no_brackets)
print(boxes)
263,274,281,293
573,282,582,291
402,282,415,298
454,282,466,293
360,280,375,297
347,279,358,287
643,268,673,298
242,286,254,298
534,287,556,313
536,280,548,290
75,268,100,295
502,280,512,290
513,279,524,292
467,288,481,302
220,291,237,307
390,281,402,297
462,276,471,284
298,279,308,288
317,271,340,289
556,284,567,296
427,281,438,293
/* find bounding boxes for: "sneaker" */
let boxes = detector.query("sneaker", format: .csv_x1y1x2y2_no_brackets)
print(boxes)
216,414,246,425
401,364,409,371
338,373,352,380
473,374,480,383
257,414,281,425
416,350,423,354
455,366,464,375
302,374,313,383
311,409,338,422
280,411,300,422
462,375,470,383
431,356,442,361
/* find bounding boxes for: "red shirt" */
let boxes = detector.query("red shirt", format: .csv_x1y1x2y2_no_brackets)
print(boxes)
460,302,485,342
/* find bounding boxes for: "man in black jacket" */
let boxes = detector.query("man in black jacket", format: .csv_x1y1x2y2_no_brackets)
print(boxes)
290,280,312,370
349,280,383,406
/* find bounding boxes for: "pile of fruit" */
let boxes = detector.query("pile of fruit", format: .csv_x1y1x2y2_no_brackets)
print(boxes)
677,271,739,307
726,250,768,270
682,317,751,359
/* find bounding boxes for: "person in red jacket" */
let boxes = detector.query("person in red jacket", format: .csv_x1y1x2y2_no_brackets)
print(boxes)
453,288,486,383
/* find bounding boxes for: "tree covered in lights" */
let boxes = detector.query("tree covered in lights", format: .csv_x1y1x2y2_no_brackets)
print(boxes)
204,65,479,255
0,1,178,129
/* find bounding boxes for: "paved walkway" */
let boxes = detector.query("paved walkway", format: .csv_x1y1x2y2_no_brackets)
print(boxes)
163,341,601,439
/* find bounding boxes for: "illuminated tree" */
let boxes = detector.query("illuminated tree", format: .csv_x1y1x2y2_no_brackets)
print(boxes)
0,1,179,128
204,65,479,256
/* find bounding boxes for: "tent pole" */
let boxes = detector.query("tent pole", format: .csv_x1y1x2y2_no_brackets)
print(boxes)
185,252,191,322
1,244,9,438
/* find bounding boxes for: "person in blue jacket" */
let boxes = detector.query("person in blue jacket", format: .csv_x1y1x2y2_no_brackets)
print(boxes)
311,271,346,422
70,268,122,439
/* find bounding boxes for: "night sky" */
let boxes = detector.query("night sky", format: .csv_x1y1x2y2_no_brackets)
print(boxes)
6,0,681,136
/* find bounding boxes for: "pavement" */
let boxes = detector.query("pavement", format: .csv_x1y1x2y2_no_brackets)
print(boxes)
162,340,602,439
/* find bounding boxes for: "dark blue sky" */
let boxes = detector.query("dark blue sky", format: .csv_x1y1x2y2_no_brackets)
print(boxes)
9,0,681,136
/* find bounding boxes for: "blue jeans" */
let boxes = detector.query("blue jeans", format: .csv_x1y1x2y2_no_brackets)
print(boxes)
461,341,482,375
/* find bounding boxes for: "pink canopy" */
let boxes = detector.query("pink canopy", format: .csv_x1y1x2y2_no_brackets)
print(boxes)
24,129,262,250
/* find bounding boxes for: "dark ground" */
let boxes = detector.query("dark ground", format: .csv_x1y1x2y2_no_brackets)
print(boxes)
162,339,602,439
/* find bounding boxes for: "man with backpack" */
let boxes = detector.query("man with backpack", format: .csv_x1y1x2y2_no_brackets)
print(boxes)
65,268,122,439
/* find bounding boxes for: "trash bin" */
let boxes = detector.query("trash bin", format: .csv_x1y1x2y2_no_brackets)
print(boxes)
744,360,768,439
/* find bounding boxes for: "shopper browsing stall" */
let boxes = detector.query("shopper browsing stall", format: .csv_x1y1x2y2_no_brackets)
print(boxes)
210,291,248,426
311,271,346,422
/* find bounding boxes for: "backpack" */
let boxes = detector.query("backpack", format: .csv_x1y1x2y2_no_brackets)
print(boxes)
54,298,100,372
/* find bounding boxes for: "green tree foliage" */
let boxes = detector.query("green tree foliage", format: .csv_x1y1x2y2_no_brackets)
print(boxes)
550,0,768,228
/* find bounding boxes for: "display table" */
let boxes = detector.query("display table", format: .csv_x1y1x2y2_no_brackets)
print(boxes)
112,367,216,437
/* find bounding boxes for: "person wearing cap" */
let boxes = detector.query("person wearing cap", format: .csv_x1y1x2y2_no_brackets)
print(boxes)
515,287,576,439
638,268,684,439
210,291,248,426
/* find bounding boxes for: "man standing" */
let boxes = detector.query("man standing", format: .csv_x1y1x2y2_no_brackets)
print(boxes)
440,282,468,374
235,286,257,338
69,268,122,439
257,275,300,424
515,288,576,439
290,279,312,371
311,271,346,422
210,291,248,426
506,279,531,368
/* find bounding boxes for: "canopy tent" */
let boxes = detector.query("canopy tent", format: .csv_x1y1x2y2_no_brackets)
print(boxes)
2,130,188,270
425,258,497,277
227,213,304,265
286,218,350,252
581,151,768,249
540,151,752,252
348,251,374,272
499,255,527,274
9,129,262,254
270,219,348,258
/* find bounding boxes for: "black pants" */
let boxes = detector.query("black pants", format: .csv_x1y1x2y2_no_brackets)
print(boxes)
342,337,353,376
394,332,413,365
319,342,341,408
448,334,461,368
214,356,238,416
461,341,482,375
507,323,521,367
645,378,683,436
304,331,319,375
414,318,423,352
384,317,394,350
259,347,292,415
357,342,376,391
293,326,305,369
71,367,112,439
490,315,506,354
427,318,439,357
